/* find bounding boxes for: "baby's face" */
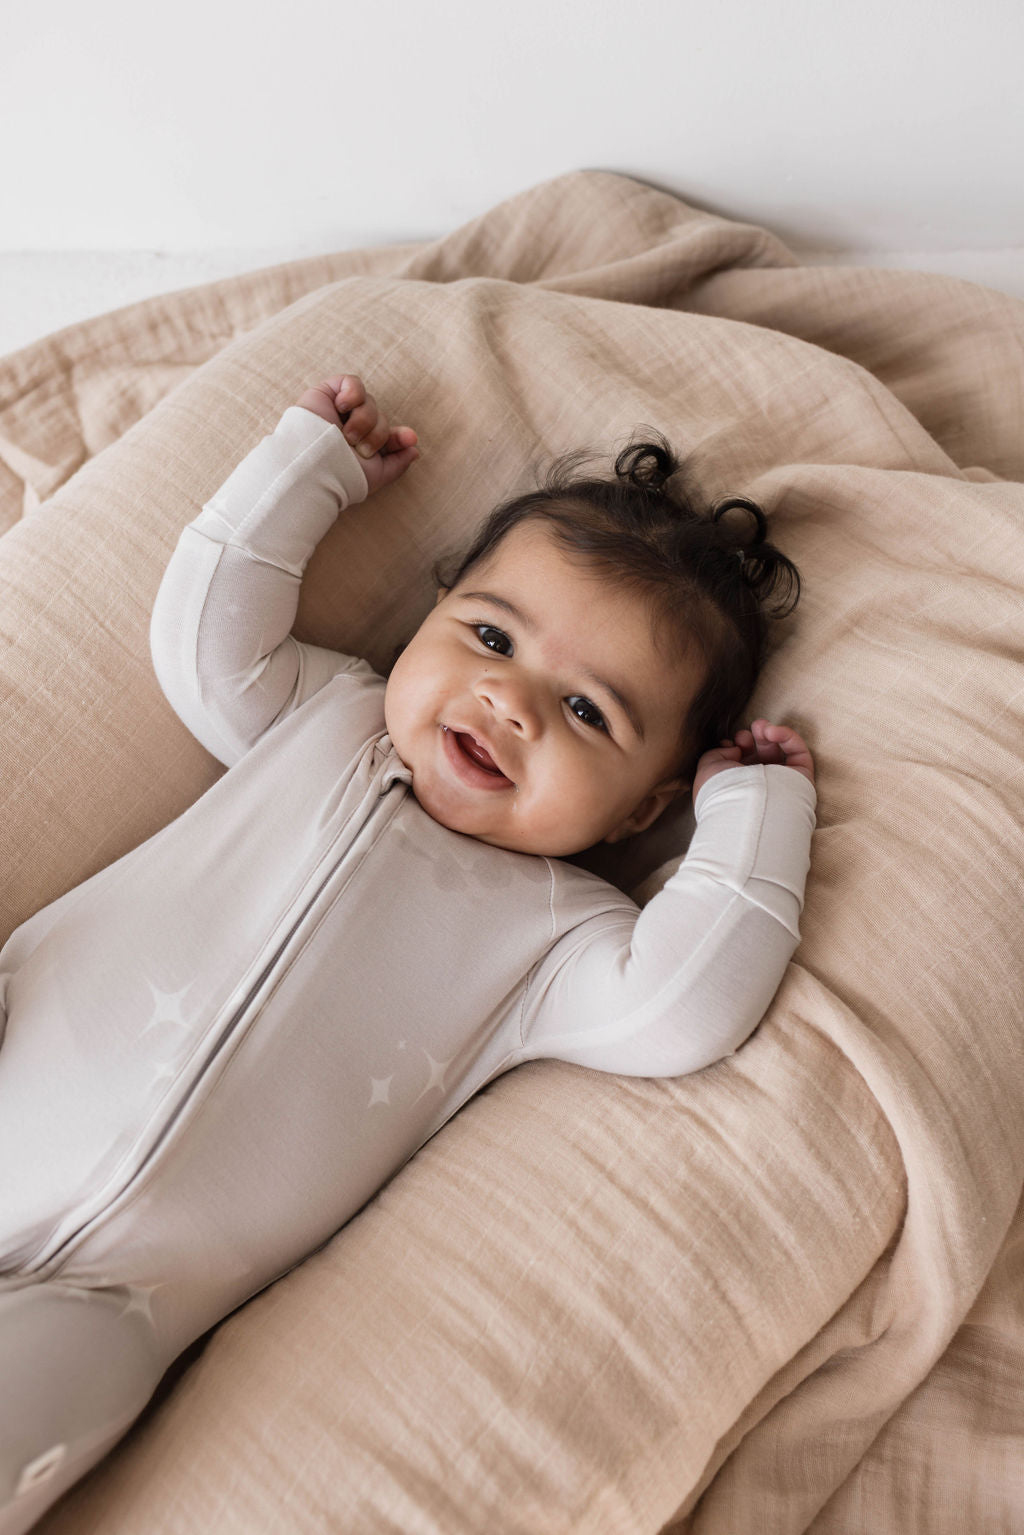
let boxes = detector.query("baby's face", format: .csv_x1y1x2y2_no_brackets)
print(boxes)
384,521,702,856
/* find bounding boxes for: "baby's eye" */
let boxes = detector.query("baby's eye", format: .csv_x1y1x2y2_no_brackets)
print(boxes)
474,624,512,656
567,696,607,731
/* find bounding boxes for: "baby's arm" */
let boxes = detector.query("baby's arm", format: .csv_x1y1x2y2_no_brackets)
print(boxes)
521,754,816,1077
150,376,417,766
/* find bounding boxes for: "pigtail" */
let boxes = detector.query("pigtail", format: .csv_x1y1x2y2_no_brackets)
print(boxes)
712,494,801,618
614,436,678,495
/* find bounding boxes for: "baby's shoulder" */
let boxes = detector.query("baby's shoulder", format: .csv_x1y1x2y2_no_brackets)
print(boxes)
546,855,640,925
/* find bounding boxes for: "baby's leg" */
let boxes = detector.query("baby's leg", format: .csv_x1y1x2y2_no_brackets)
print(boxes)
0,1281,164,1534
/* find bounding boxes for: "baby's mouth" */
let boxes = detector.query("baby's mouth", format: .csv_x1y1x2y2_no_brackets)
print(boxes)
454,732,503,775
441,725,514,788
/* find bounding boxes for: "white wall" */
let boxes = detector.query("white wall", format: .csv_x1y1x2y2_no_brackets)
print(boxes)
2,0,1022,347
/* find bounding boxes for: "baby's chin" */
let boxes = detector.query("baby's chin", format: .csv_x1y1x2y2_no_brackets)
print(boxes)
410,786,603,858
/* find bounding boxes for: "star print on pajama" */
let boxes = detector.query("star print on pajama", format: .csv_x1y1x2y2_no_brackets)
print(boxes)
139,982,194,1039
368,1049,453,1108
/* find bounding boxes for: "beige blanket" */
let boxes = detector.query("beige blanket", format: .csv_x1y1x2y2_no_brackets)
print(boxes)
1,171,1021,1533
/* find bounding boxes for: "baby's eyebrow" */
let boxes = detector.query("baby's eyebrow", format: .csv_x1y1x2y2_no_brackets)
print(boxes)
581,666,646,744
458,590,646,743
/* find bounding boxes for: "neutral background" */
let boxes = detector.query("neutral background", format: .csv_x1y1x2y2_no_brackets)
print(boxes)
2,0,1022,353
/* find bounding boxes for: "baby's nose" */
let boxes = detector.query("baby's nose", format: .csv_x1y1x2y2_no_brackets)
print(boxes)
476,672,540,735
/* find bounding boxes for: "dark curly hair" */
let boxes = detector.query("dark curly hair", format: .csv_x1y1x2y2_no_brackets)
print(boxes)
430,432,801,776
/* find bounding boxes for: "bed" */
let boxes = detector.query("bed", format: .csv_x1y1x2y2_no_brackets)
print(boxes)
1,169,1021,1533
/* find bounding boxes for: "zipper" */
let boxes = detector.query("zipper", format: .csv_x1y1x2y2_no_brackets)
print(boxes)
18,782,402,1279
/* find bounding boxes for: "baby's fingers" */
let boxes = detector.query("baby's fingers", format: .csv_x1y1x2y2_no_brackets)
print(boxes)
750,719,815,783
723,727,761,766
342,392,388,458
332,375,365,411
362,433,419,493
384,425,419,455
330,376,387,458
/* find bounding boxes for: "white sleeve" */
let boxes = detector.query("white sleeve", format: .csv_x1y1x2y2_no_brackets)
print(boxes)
521,764,817,1077
149,406,371,766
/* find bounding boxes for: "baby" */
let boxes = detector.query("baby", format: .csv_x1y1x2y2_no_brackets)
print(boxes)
0,374,815,1533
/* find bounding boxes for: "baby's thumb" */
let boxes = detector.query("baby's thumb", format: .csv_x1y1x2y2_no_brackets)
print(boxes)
368,443,419,492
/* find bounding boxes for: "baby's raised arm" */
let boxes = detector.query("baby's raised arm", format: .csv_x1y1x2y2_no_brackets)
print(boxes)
150,374,417,767
520,757,817,1078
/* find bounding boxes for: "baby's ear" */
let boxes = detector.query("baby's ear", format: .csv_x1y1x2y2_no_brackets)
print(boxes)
603,776,688,844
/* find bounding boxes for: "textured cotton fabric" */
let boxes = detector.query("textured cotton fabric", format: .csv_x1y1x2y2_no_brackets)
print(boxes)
0,170,1020,1533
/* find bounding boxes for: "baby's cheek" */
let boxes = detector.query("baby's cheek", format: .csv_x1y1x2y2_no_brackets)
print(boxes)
382,665,416,738
536,775,606,854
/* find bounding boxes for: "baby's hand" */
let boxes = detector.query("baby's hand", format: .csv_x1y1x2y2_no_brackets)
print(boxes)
296,374,419,495
693,719,815,799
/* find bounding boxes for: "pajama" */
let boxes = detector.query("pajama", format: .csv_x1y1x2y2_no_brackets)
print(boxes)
0,408,816,1532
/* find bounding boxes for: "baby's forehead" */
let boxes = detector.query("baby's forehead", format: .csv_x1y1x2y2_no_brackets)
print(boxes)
459,529,649,635
470,519,695,644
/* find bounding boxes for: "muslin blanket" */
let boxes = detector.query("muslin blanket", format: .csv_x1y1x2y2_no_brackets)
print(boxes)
0,170,1021,1533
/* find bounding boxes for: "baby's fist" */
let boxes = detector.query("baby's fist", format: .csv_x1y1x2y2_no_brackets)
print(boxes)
297,374,419,494
693,719,815,800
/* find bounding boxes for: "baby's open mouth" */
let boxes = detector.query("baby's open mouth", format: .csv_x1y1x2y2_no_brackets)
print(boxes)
442,725,513,789
454,732,503,775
